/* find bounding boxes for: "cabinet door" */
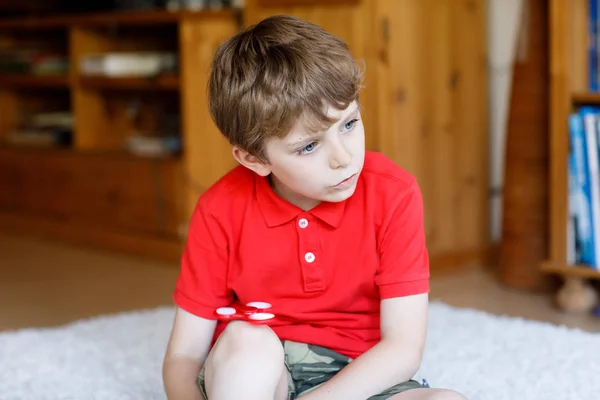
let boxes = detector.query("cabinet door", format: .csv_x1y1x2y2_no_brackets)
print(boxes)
64,154,182,238
0,151,26,211
0,150,74,218
0,149,182,238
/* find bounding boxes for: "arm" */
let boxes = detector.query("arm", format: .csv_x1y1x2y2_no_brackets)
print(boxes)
164,198,232,399
298,294,428,400
163,307,217,400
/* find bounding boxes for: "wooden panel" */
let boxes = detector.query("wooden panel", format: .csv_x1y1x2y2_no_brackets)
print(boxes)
569,0,588,92
430,246,496,273
384,0,422,176
0,10,237,30
381,0,433,240
426,0,455,253
384,0,488,256
70,26,114,150
548,0,571,264
0,148,183,238
0,91,19,141
179,17,240,219
448,0,489,252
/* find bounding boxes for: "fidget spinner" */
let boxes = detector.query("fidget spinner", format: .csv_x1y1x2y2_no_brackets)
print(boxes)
214,301,276,324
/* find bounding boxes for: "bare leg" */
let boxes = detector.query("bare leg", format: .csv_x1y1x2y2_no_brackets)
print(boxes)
204,321,289,400
387,388,468,400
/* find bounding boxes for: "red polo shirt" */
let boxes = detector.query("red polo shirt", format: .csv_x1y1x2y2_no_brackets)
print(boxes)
174,151,429,359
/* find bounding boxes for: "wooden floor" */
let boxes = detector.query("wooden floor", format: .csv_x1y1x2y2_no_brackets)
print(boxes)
2,233,600,332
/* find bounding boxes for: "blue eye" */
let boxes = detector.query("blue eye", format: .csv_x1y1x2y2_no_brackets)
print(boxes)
299,142,317,155
343,119,359,131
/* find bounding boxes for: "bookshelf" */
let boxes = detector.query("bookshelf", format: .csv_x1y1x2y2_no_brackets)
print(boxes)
0,9,240,261
543,0,600,310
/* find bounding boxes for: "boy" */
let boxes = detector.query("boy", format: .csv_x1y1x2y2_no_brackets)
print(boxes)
163,15,466,400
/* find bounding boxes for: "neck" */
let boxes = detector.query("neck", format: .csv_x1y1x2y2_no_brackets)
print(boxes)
268,175,321,211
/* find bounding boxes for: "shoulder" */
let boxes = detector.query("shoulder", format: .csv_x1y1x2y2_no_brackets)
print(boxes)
355,152,424,230
194,164,256,214
185,164,257,242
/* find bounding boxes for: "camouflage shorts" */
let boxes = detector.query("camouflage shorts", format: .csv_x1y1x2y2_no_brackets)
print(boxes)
196,340,425,399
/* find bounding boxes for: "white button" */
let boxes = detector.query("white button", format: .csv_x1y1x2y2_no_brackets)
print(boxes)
298,218,309,228
305,252,315,263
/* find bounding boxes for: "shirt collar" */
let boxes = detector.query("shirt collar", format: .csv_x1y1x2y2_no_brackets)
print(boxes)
255,174,346,228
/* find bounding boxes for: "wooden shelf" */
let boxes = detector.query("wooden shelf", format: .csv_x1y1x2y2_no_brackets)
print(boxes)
0,145,180,161
0,74,70,89
540,261,600,280
572,92,600,105
75,148,182,161
78,75,180,91
257,0,360,6
0,145,72,154
0,9,238,30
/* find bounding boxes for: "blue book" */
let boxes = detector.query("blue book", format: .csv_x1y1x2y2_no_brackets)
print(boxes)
580,107,600,267
569,110,599,267
568,149,581,264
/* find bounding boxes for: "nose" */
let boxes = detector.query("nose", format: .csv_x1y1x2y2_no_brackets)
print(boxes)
328,139,351,169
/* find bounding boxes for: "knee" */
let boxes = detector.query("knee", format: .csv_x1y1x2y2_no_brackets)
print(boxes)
427,389,468,400
219,321,282,351
209,321,283,366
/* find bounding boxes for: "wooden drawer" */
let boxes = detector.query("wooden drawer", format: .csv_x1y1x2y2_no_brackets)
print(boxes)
0,148,183,238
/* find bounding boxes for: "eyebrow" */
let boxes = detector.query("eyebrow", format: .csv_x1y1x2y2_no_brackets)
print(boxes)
286,105,361,149
287,133,322,149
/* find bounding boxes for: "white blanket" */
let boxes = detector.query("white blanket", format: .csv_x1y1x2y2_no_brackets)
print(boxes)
1,301,597,400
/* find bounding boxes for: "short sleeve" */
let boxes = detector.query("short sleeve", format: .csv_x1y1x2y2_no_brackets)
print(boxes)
173,199,233,319
375,181,430,298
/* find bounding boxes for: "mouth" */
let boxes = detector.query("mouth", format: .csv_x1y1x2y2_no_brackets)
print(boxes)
333,173,358,188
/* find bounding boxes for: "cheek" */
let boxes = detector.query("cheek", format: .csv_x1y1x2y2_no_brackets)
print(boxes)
292,163,320,182
280,160,324,188
349,127,366,148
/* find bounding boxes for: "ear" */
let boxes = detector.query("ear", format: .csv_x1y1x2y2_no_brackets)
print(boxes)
232,146,271,176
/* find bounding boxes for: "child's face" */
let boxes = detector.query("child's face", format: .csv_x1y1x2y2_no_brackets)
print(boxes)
262,101,365,210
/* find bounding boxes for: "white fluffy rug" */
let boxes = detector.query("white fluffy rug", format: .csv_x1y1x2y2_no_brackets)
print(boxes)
1,301,599,400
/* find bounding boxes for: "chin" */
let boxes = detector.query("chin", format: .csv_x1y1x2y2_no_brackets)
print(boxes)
324,185,358,203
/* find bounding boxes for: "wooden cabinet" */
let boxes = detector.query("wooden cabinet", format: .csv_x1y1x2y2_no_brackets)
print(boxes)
0,10,240,261
245,0,491,270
